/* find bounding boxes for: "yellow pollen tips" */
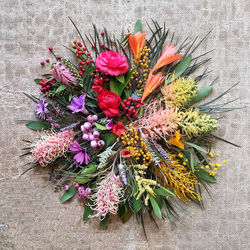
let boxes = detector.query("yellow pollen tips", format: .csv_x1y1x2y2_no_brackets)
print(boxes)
208,152,214,157
223,160,227,163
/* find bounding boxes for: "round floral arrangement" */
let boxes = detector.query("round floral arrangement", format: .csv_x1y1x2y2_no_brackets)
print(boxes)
20,19,239,232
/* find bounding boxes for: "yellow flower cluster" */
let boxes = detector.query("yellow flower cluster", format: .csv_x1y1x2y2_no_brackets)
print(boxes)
134,164,158,206
127,46,151,95
121,124,152,166
200,152,226,176
161,77,198,107
177,108,219,138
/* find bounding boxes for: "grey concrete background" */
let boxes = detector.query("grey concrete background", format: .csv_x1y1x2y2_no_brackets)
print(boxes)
0,0,249,249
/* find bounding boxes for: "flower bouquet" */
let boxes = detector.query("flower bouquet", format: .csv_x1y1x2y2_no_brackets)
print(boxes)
20,19,239,231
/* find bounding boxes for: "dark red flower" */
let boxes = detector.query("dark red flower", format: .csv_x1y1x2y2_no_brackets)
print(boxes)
112,122,125,136
97,90,121,117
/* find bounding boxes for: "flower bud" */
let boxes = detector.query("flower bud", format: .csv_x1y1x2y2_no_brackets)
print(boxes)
97,140,105,147
90,140,98,148
83,122,92,130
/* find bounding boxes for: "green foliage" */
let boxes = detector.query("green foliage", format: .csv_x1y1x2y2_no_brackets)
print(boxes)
60,185,77,203
26,121,49,131
132,197,142,213
196,169,216,183
149,194,162,219
190,86,213,105
134,19,142,34
83,201,94,222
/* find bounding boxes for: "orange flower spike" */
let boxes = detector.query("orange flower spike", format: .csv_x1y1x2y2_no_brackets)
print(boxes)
168,130,185,150
142,70,166,101
152,43,183,72
128,32,146,61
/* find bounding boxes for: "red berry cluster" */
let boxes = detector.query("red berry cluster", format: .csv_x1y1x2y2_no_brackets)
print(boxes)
121,97,144,118
38,78,55,93
72,40,94,76
91,32,109,50
40,47,53,66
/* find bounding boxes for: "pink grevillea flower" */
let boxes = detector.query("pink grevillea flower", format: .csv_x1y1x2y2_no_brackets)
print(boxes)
95,50,129,76
90,173,123,219
51,61,77,86
32,130,74,167
70,140,90,165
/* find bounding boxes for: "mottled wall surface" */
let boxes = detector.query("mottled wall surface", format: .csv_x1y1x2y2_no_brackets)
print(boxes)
0,0,249,249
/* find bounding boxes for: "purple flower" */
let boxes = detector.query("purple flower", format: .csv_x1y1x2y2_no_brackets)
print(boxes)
70,140,90,165
105,117,114,130
67,94,89,115
36,99,49,119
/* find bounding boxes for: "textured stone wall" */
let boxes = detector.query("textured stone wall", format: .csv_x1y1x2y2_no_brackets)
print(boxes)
0,0,249,249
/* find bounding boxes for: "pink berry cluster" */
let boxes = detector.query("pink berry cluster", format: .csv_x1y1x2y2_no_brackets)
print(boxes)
72,182,91,201
38,78,56,93
121,97,144,118
81,115,105,148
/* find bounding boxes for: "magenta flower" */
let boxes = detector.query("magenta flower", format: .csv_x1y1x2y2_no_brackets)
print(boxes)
70,140,90,165
67,94,89,115
95,50,129,76
51,61,77,86
105,117,114,130
36,99,49,119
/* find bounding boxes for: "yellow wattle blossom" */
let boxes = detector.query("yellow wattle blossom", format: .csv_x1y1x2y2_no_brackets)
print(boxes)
134,164,158,206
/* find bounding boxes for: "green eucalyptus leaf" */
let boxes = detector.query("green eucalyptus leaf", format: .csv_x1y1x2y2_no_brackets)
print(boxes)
133,197,142,213
196,169,216,183
149,194,162,219
167,55,192,83
80,164,97,175
94,122,107,130
185,142,208,154
55,85,67,93
83,202,94,222
190,153,195,172
110,79,124,96
154,186,175,197
190,86,213,105
26,121,49,131
74,177,91,184
102,133,117,148
125,71,133,85
115,75,125,84
60,185,77,203
134,19,142,34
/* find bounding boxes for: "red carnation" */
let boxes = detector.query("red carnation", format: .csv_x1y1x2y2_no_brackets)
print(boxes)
112,122,125,137
97,90,121,117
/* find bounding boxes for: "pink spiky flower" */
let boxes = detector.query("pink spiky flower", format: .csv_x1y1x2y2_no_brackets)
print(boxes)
32,130,75,167
90,173,123,219
51,61,78,87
